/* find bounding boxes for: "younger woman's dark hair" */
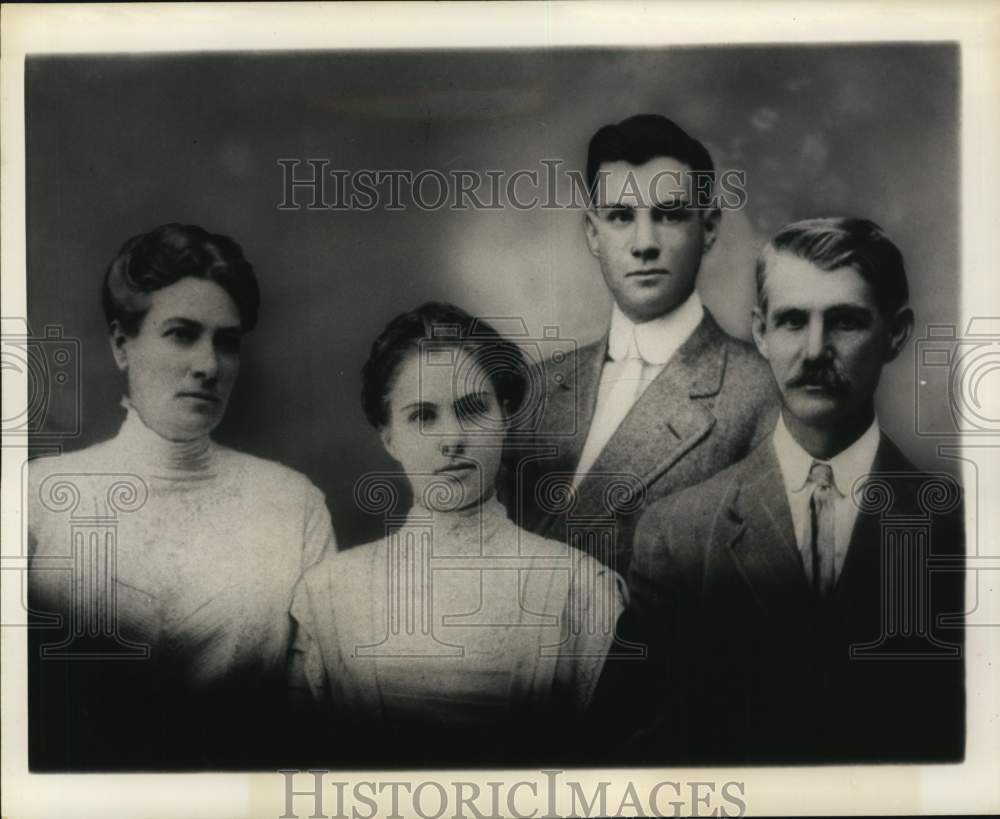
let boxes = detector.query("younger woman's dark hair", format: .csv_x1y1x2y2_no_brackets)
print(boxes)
361,301,529,429
101,223,260,334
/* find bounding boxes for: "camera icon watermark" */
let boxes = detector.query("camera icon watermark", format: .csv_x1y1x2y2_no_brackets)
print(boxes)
417,316,578,437
915,318,1000,437
1,317,81,443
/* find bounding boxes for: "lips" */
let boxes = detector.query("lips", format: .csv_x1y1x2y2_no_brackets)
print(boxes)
789,378,847,395
177,391,219,403
436,462,476,474
626,268,670,278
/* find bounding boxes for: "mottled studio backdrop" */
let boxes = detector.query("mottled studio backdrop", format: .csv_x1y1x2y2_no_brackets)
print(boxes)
26,44,959,546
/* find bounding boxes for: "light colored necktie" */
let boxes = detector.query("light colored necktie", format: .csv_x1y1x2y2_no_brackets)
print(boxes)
806,461,840,598
574,332,646,483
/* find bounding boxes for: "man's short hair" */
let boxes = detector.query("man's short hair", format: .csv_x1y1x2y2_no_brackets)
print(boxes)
756,217,910,316
586,113,715,197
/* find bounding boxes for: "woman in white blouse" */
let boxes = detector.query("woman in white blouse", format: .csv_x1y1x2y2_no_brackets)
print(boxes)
28,223,335,769
288,301,625,765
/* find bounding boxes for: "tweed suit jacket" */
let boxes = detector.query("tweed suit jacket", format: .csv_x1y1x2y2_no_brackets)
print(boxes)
622,433,966,764
501,308,778,576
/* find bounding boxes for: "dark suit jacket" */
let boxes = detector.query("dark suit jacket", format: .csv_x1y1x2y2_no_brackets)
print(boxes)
619,433,965,764
501,308,778,576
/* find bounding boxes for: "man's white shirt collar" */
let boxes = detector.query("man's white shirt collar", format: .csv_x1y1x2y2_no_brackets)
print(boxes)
773,413,881,500
607,290,704,365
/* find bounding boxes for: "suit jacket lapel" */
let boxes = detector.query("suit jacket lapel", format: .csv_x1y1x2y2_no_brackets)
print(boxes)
832,434,913,618
577,310,724,501
542,339,604,475
724,441,815,628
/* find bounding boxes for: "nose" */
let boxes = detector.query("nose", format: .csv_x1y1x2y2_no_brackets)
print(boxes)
630,210,660,262
438,414,468,458
190,339,220,381
441,440,466,458
804,316,829,361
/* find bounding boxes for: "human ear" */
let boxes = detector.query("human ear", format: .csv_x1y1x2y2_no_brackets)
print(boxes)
751,306,769,360
379,425,398,461
701,207,721,253
109,320,129,372
583,210,601,258
885,306,914,362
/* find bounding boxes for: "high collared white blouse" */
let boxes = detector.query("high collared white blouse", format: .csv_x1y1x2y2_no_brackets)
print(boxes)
28,400,336,687
288,495,626,725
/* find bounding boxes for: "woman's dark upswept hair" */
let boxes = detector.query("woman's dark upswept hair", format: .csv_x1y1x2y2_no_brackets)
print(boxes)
102,223,261,334
361,301,530,429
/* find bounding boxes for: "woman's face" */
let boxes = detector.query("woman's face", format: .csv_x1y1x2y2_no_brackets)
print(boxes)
381,346,508,512
111,277,243,441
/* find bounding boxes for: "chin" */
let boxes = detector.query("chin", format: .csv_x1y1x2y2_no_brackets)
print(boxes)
624,298,671,321
785,394,848,427
174,418,219,440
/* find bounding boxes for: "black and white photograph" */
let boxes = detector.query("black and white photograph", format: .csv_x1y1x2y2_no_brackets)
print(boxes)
2,3,999,817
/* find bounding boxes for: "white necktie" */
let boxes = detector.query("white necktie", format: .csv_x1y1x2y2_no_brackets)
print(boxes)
574,332,646,484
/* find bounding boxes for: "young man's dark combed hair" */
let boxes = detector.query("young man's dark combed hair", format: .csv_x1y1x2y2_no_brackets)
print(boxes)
586,113,715,198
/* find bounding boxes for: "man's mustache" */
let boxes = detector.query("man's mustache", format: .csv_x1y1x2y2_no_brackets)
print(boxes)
787,361,849,391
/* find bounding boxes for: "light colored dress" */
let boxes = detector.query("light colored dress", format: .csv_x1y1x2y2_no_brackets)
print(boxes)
28,401,336,681
27,400,336,768
288,495,626,729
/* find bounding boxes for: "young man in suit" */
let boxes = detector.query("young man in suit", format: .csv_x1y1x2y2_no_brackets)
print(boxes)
624,217,965,763
504,114,777,576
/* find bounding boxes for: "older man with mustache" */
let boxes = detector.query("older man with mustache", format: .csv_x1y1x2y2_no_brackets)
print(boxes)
616,217,965,764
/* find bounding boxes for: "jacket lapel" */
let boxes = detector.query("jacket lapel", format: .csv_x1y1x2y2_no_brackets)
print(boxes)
832,434,913,618
576,310,724,503
542,339,605,475
724,440,815,627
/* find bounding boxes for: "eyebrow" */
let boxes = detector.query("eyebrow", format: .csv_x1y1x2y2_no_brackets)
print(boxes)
162,317,242,333
401,400,436,412
651,194,691,209
824,304,873,314
596,195,691,210
454,390,491,405
769,303,874,319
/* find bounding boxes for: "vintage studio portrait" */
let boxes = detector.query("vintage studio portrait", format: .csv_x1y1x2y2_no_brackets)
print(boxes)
20,43,967,771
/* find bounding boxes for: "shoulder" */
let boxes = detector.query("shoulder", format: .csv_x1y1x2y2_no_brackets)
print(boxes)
216,447,325,503
718,334,775,393
536,336,603,379
874,432,920,474
513,526,627,607
697,312,777,408
633,451,749,568
300,539,381,589
642,451,746,530
27,439,122,505
870,432,963,516
29,438,117,477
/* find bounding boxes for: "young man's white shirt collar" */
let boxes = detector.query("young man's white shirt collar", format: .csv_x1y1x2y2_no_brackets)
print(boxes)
573,291,704,484
606,289,704,366
772,413,881,582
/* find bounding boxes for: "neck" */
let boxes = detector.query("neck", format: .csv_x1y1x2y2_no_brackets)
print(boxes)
412,489,500,519
118,398,215,477
782,403,875,461
616,288,697,325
